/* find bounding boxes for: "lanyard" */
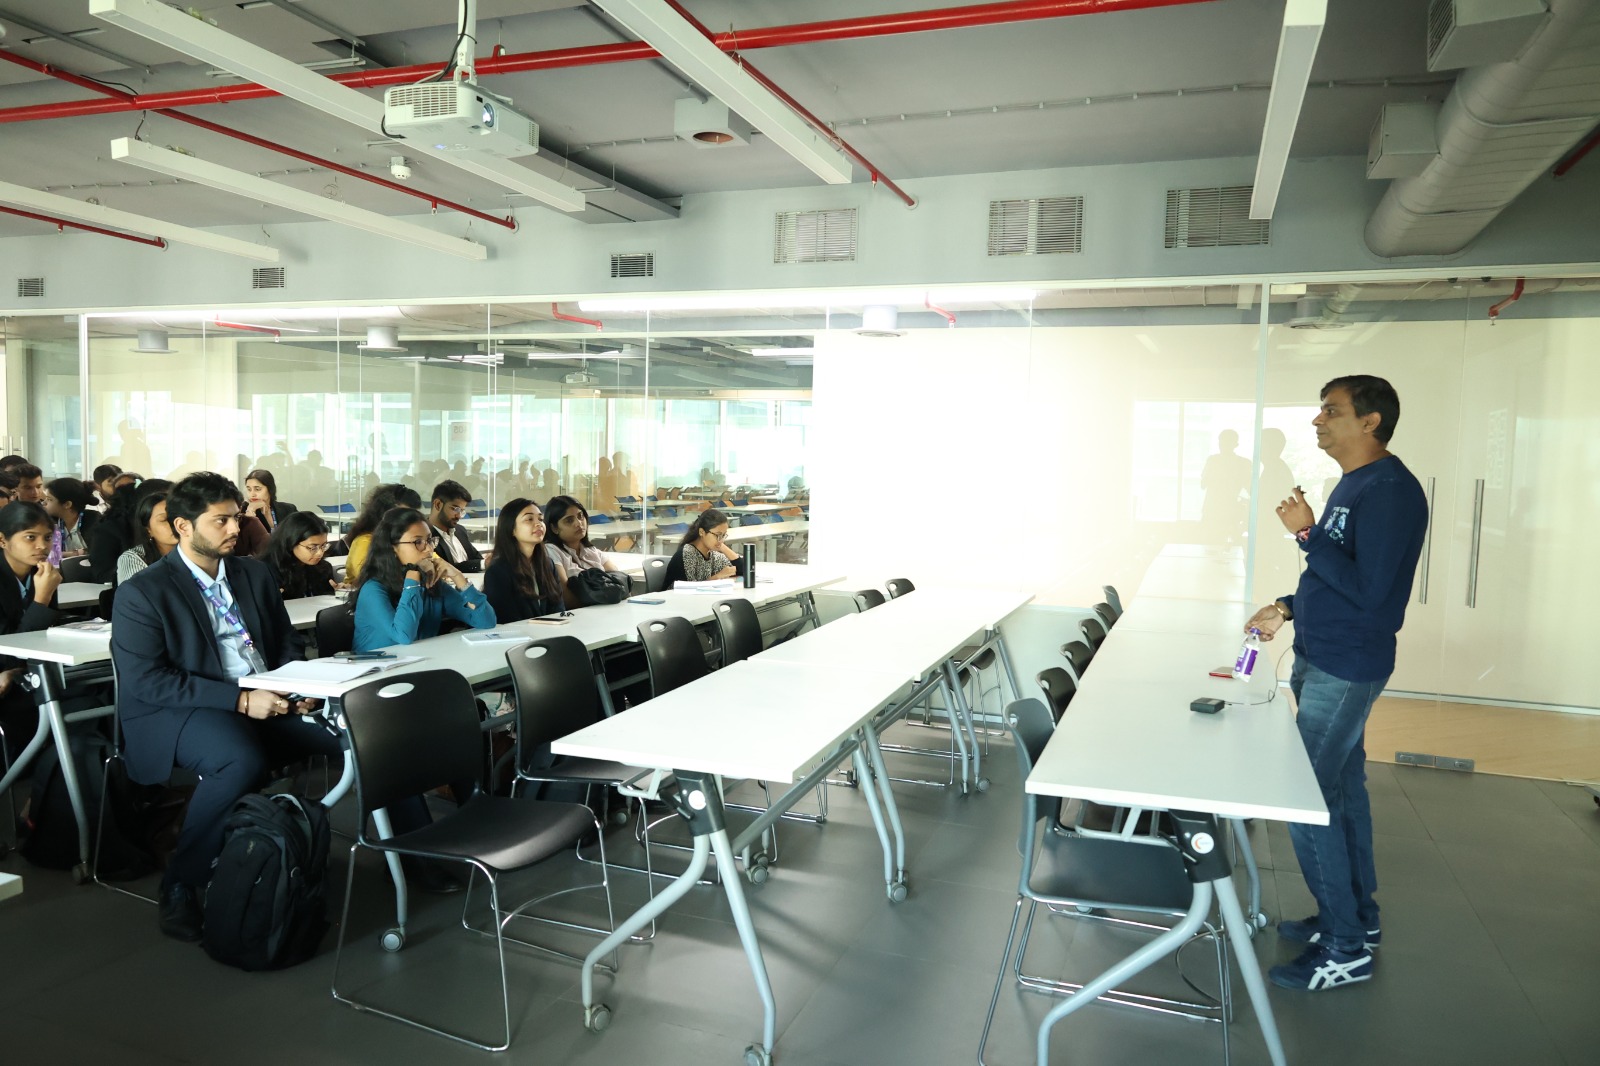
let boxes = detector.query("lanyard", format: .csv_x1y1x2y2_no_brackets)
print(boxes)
192,571,269,673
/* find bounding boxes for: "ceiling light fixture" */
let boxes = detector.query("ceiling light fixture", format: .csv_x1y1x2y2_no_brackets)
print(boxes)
590,0,850,183
101,306,403,323
0,177,280,262
357,324,407,352
1249,0,1327,220
132,328,176,353
577,287,1037,313
111,137,488,261
90,0,585,213
751,347,816,358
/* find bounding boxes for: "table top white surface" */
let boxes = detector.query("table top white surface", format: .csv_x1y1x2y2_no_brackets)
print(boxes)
552,659,910,782
0,872,20,903
721,520,809,543
59,582,109,610
1028,606,1327,826
1111,597,1256,636
1135,554,1247,602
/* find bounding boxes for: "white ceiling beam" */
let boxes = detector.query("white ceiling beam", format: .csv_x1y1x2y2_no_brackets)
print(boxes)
0,178,281,261
589,0,852,185
1249,0,1327,220
89,0,586,213
110,138,487,261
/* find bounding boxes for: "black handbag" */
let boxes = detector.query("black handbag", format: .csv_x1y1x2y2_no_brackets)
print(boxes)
569,567,630,606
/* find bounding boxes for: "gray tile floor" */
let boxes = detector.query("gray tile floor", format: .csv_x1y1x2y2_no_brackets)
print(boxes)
3,725,1599,1066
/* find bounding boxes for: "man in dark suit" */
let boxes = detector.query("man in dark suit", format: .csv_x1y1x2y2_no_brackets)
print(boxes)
112,472,339,941
428,478,482,573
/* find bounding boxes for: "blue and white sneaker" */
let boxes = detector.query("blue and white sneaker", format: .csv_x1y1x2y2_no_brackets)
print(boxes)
1268,944,1374,991
1277,914,1381,950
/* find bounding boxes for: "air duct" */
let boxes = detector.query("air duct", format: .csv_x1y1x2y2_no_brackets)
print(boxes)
357,324,407,352
856,305,903,338
133,328,176,353
1365,0,1600,257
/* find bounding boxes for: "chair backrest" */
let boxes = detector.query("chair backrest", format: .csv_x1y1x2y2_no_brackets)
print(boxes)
98,586,116,619
1034,667,1077,722
343,669,483,819
60,555,95,584
1009,698,1062,830
506,636,606,756
637,615,709,697
315,600,356,657
588,512,613,524
713,598,764,666
739,513,764,526
1092,601,1117,630
1102,584,1124,616
642,555,671,593
1060,639,1093,681
1080,616,1107,650
885,577,916,600
854,588,886,612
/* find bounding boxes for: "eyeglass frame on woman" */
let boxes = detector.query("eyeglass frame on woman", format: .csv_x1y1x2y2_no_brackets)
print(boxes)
396,535,440,552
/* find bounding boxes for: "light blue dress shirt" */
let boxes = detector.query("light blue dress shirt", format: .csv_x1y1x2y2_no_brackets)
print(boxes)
177,549,256,680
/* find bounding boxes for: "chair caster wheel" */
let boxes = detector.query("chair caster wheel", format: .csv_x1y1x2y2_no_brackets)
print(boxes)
888,881,908,903
585,1003,612,1032
71,863,89,886
747,854,770,885
976,777,991,793
1253,911,1269,930
609,809,630,827
381,928,405,952
743,1044,771,1066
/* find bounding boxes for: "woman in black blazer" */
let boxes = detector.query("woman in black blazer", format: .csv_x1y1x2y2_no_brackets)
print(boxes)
243,468,297,533
0,501,63,755
481,498,567,621
257,510,337,599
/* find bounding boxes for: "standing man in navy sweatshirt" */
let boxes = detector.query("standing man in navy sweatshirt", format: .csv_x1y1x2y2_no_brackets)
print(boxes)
1246,374,1428,992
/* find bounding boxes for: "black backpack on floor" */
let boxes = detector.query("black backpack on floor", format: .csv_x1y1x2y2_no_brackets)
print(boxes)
202,793,330,971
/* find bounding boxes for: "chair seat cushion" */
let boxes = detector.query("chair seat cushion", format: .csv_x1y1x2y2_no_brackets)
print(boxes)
1030,832,1195,913
379,795,594,873
528,757,674,789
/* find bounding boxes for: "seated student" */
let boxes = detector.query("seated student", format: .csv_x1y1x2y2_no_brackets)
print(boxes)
88,479,143,583
544,494,622,577
0,502,64,766
0,455,28,475
91,464,123,510
242,468,296,534
352,506,495,650
482,498,567,622
115,489,178,585
258,511,336,600
343,483,424,582
41,477,100,559
12,463,43,503
427,478,483,574
110,472,341,941
664,507,739,585
0,470,18,506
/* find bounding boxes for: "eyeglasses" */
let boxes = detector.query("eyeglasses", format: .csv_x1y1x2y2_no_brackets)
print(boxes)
297,542,331,555
442,504,468,516
709,529,729,540
397,536,440,551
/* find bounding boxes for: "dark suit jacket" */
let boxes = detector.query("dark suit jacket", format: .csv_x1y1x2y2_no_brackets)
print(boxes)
432,522,483,573
0,571,60,672
87,512,132,584
111,550,304,785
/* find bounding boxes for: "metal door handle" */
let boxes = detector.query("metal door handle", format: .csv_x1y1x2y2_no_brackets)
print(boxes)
1418,477,1435,605
1466,479,1485,608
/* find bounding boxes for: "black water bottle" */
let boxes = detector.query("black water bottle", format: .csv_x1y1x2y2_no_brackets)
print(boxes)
742,543,756,588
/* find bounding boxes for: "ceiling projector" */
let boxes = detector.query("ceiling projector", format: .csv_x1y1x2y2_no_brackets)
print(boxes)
383,82,539,158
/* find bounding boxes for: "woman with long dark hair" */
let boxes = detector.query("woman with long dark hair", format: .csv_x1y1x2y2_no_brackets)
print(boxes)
352,506,495,651
543,494,621,577
343,482,424,582
243,468,296,532
0,501,63,747
257,510,336,599
482,498,567,622
664,506,738,585
87,476,142,582
115,488,178,585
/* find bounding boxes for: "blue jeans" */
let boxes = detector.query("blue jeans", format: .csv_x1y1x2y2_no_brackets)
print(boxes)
1287,656,1387,953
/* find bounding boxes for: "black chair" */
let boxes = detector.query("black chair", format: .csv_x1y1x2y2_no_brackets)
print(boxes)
1092,601,1118,631
885,577,916,600
1103,584,1124,617
1060,639,1094,681
854,588,886,612
97,586,116,619
641,555,671,594
739,513,764,526
314,600,355,658
60,555,95,584
637,616,709,697
1034,667,1077,723
1080,615,1107,651
331,669,616,1052
713,598,764,666
978,699,1230,1066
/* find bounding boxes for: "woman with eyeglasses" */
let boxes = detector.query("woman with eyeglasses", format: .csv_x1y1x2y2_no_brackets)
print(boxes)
257,510,337,599
482,497,567,622
543,494,621,577
352,506,495,652
664,507,739,585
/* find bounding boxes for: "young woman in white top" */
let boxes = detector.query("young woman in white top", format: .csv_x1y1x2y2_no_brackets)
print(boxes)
543,494,621,576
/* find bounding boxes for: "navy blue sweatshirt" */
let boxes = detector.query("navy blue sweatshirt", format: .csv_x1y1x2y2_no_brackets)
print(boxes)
1280,455,1428,683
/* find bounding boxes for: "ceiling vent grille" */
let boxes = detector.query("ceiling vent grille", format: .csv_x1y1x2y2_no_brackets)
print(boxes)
773,208,857,264
987,196,1084,256
16,277,44,298
385,84,459,119
251,266,286,290
1164,186,1270,249
1427,0,1456,61
610,252,655,279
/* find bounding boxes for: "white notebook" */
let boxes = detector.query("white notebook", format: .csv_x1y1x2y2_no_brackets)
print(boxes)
252,656,423,685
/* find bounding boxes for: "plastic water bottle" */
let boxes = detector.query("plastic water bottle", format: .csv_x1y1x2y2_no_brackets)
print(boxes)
1233,627,1262,681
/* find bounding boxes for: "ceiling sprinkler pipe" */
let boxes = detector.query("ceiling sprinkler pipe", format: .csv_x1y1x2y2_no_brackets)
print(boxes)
551,303,604,330
213,318,281,338
0,202,167,247
1487,277,1525,324
925,295,956,326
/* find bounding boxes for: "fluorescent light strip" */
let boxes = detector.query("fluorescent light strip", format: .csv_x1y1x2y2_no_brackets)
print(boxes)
0,177,280,262
590,0,851,185
578,287,1038,313
752,347,816,357
90,0,585,214
99,306,403,323
111,138,488,261
1249,0,1327,221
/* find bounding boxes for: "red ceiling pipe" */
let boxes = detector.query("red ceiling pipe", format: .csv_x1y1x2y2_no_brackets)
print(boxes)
551,303,604,330
925,295,957,326
0,51,516,231
1487,277,1525,323
1553,126,1600,177
213,318,281,337
0,203,167,248
663,0,917,207
0,0,1216,125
